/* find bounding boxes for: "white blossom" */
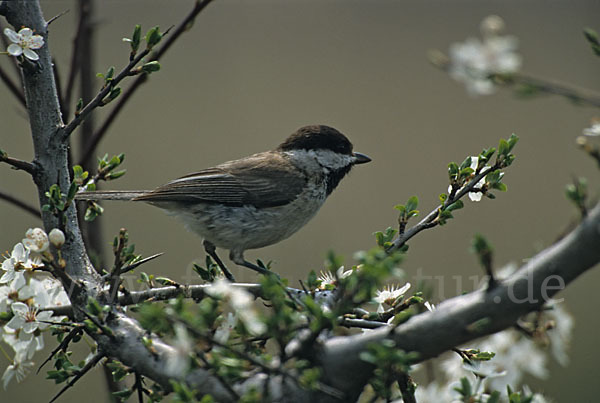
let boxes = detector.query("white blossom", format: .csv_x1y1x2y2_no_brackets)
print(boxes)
206,280,266,335
318,266,353,289
424,301,436,312
3,27,44,61
0,272,32,312
22,228,49,254
165,323,192,377
2,357,34,390
582,122,600,137
5,302,53,334
373,283,411,313
214,312,237,344
448,156,487,202
447,16,521,96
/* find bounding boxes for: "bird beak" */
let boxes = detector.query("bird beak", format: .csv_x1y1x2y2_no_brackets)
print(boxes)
353,152,372,165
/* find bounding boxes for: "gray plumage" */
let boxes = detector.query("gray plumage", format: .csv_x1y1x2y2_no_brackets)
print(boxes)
74,125,370,279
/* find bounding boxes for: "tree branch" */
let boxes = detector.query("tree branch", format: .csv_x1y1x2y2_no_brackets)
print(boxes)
0,64,26,106
318,202,600,401
388,165,496,252
0,190,41,218
0,153,36,174
78,0,215,165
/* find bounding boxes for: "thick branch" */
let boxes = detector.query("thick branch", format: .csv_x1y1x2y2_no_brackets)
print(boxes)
318,202,600,401
2,0,100,303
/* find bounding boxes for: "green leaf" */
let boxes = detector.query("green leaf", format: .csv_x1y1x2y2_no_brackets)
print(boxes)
87,297,102,316
393,204,406,214
487,391,501,403
405,196,418,213
583,27,600,46
459,156,472,170
498,138,509,156
106,170,127,180
75,98,84,115
507,133,519,152
145,26,162,48
448,162,459,179
128,24,142,56
67,182,78,200
446,200,464,212
141,61,161,74
492,182,507,192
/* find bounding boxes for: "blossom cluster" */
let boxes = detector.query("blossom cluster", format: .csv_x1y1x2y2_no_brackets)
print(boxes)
417,265,573,401
0,228,69,389
447,15,522,96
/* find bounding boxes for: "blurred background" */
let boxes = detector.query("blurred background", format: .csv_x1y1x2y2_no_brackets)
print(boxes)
1,0,599,401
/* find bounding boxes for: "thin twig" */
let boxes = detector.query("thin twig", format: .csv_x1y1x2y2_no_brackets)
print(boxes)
37,327,83,374
49,353,105,403
387,165,497,252
501,72,600,108
0,153,35,174
79,0,215,165
0,190,41,218
0,64,26,106
46,9,70,26
52,59,66,118
62,34,170,139
62,3,87,121
118,252,164,276
134,372,144,403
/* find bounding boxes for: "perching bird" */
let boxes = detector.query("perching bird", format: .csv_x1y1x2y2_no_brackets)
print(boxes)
75,125,371,280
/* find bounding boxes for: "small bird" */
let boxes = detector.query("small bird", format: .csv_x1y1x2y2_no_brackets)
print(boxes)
76,125,371,280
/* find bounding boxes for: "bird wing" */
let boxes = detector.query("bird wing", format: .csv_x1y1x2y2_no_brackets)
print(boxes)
133,152,307,208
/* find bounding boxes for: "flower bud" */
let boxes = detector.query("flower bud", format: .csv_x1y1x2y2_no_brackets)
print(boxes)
49,228,66,248
22,228,49,253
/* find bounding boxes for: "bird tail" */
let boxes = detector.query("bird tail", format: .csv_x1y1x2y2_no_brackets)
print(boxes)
74,190,150,201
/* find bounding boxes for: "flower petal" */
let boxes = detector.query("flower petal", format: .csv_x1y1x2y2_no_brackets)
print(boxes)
29,35,44,49
7,43,23,57
3,28,19,43
23,48,39,61
18,28,33,39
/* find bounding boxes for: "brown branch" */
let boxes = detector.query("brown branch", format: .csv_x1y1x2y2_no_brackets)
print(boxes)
0,153,35,174
499,72,600,108
78,0,215,165
0,190,41,218
0,64,26,106
61,2,86,121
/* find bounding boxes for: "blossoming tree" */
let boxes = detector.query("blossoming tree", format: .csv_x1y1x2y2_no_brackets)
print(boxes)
1,2,600,402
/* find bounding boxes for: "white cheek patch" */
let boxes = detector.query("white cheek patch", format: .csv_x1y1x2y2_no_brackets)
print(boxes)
285,149,355,171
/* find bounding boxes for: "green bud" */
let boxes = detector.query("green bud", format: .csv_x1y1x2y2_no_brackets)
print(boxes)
141,61,161,74
145,26,162,49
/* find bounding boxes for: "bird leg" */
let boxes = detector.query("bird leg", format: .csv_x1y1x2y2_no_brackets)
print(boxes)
229,250,278,278
203,240,235,282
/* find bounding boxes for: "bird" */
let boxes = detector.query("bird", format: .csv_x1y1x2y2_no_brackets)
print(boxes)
75,125,371,281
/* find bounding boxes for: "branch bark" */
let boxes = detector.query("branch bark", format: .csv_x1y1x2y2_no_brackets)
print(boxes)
317,202,600,401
